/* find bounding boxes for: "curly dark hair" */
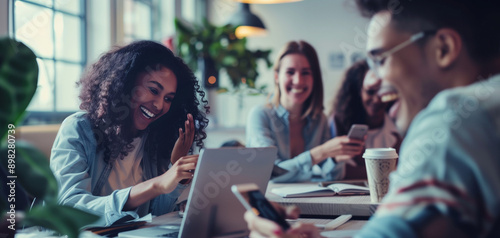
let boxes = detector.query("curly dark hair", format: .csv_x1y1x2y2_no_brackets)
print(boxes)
78,40,209,171
331,60,369,136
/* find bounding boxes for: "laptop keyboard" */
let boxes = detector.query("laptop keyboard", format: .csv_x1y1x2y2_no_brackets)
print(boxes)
159,231,179,237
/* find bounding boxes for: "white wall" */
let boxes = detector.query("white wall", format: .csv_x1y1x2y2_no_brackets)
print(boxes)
207,0,370,129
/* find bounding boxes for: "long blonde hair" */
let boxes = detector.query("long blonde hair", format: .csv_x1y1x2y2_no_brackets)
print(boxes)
270,41,324,119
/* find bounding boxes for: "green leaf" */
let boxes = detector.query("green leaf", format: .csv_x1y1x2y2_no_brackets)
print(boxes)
0,37,101,238
221,56,238,66
174,18,195,36
0,37,39,141
208,42,223,59
0,141,58,203
24,204,100,238
216,88,229,94
173,18,271,90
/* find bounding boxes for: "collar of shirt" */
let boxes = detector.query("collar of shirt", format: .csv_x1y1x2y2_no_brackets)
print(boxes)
274,104,313,130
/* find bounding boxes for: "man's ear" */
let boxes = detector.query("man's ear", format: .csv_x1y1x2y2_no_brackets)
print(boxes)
434,28,463,69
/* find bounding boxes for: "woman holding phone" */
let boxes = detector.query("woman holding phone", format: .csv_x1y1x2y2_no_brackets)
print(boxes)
246,41,364,183
50,40,209,226
328,60,401,179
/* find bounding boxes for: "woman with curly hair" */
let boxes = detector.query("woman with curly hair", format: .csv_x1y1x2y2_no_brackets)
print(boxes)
50,40,209,226
246,41,365,182
329,60,400,179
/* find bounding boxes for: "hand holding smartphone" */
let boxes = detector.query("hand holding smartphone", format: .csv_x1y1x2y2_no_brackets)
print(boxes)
347,124,368,141
231,183,290,231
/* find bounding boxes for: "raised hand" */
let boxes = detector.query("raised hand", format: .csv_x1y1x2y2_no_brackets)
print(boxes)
171,113,195,165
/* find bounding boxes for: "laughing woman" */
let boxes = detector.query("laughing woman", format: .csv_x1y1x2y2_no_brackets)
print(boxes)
246,41,364,182
50,41,209,226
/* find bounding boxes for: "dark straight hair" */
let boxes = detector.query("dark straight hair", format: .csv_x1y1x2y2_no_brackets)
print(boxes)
355,0,500,62
332,60,370,136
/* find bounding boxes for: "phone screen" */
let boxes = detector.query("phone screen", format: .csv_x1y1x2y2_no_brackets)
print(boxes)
347,124,368,141
241,190,290,230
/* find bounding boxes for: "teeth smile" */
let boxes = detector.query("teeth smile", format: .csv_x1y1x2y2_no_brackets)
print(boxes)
140,106,156,119
381,93,399,103
291,88,305,93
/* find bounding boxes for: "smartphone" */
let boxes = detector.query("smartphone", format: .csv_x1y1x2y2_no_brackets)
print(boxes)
271,164,289,178
231,183,290,230
347,124,368,141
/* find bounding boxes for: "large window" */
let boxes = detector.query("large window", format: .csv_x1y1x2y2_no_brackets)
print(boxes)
9,0,198,124
10,0,86,113
123,0,157,43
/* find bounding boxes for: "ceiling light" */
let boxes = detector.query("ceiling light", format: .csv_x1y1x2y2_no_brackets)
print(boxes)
228,3,267,39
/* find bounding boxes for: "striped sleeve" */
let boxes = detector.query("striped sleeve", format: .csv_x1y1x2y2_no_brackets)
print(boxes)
357,87,500,237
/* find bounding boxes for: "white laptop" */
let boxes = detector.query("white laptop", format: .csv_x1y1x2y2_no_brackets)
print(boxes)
119,147,277,238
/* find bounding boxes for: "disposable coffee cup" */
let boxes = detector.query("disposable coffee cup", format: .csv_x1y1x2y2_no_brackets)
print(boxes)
363,148,398,203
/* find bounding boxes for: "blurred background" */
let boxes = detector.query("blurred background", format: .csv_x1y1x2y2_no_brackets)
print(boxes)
0,0,369,148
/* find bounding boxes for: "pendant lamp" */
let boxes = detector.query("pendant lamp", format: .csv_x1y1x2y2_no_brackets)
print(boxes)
228,3,267,39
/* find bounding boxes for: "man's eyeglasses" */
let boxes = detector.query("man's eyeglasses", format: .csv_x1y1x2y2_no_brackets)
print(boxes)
366,31,436,77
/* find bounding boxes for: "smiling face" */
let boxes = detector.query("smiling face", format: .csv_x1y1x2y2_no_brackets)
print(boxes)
366,11,439,134
275,54,314,110
130,67,177,134
361,70,386,119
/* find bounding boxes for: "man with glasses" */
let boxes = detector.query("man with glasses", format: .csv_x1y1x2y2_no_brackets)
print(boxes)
355,1,500,237
243,0,500,237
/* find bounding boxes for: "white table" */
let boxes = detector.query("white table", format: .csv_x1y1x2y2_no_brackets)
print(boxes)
266,182,379,217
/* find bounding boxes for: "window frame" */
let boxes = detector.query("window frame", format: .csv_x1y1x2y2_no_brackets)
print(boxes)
123,0,158,42
9,0,87,124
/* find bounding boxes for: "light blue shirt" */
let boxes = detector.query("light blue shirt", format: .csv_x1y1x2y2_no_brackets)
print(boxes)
246,104,344,182
356,75,500,237
50,112,188,226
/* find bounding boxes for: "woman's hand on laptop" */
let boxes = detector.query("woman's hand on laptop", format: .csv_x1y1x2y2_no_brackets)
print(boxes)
171,113,195,165
155,154,198,194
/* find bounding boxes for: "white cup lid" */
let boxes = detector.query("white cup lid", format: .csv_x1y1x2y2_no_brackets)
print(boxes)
363,148,398,159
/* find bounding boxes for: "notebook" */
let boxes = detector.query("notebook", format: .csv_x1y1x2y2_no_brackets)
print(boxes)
118,225,180,237
271,183,369,198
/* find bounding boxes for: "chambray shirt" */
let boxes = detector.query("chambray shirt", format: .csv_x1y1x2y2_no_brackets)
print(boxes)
246,104,344,182
356,75,500,237
50,112,187,226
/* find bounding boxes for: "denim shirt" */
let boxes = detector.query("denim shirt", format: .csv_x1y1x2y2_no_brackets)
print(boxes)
50,112,187,226
246,104,344,182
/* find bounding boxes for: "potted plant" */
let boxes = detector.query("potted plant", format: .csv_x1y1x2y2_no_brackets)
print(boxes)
174,18,272,94
0,37,99,238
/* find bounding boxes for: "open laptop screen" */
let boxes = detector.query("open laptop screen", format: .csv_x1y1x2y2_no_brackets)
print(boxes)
179,147,277,238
